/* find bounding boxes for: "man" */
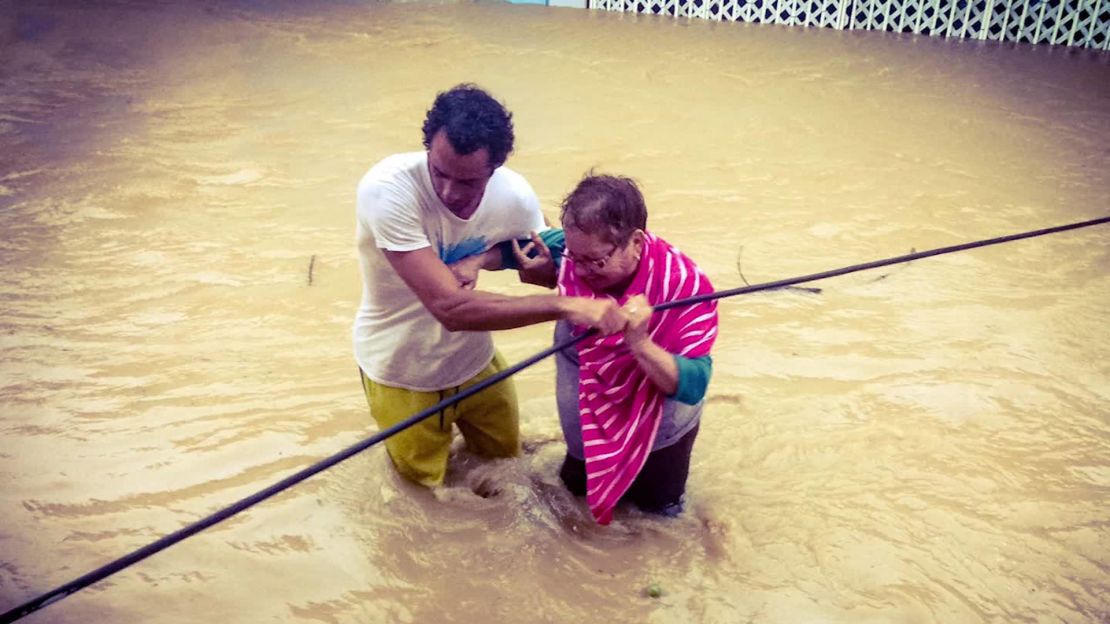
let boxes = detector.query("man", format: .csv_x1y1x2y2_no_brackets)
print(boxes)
354,84,625,487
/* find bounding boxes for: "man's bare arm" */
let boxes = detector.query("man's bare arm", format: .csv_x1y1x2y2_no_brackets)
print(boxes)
385,247,625,333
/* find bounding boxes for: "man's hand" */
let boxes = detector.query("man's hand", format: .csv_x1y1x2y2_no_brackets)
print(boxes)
562,297,628,336
512,231,557,288
448,249,498,290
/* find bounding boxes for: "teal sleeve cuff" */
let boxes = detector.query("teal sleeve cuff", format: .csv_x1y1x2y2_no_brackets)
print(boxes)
498,228,565,271
671,355,713,405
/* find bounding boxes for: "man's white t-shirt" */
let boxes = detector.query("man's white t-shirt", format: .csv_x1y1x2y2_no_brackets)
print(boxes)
353,151,545,391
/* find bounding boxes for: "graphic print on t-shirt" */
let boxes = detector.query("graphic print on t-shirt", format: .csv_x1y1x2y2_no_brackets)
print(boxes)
439,236,487,264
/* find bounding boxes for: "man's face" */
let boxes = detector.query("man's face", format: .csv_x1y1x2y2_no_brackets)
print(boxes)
427,129,494,219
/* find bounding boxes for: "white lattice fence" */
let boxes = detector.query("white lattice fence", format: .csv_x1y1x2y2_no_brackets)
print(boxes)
589,0,1110,49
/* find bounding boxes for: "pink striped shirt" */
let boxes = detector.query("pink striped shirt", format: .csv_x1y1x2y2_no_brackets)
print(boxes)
558,232,718,524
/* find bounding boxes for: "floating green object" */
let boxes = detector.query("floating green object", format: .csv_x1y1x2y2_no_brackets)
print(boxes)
645,582,663,598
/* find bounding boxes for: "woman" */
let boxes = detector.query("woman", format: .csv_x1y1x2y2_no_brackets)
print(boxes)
534,174,719,525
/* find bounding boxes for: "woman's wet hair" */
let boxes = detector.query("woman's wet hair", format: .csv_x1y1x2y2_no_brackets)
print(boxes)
421,83,514,169
560,172,648,245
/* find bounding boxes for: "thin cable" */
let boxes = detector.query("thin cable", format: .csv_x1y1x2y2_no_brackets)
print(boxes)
655,215,1110,312
0,337,588,624
2,214,1107,623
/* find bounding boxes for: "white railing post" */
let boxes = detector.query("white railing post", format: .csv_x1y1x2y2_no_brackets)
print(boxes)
980,0,993,39
927,0,942,33
1091,0,1105,48
1065,0,1080,46
836,0,851,28
1016,0,1031,42
1032,0,1048,41
959,0,975,38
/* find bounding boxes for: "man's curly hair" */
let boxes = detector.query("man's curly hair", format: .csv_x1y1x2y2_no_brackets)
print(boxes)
421,84,515,169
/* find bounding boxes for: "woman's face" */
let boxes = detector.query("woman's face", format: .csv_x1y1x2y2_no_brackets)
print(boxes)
563,225,644,293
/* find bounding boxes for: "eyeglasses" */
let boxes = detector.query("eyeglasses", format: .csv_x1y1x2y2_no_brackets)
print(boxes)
564,243,619,271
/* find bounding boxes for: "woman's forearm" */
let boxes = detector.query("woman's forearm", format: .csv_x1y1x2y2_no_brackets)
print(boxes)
626,337,679,395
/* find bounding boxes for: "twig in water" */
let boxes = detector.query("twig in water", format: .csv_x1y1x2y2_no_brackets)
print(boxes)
736,245,751,286
308,255,316,286
736,245,822,295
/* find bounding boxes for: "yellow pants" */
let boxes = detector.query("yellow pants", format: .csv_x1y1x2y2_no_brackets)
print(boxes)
359,352,520,487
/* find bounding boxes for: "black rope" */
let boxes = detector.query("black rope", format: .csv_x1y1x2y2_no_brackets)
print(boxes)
655,215,1110,312
2,214,1107,623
